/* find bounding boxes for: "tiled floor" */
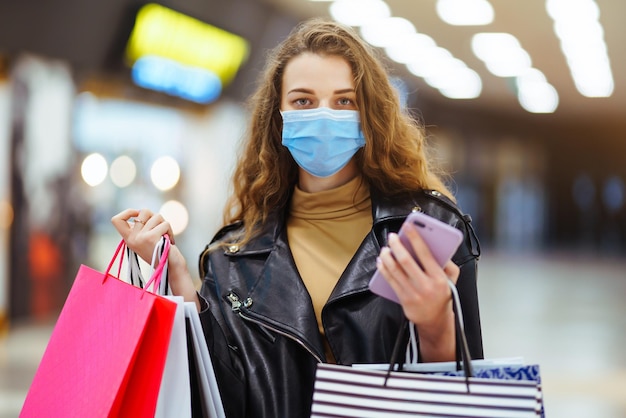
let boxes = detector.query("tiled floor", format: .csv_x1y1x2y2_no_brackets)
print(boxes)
478,250,626,418
1,250,625,417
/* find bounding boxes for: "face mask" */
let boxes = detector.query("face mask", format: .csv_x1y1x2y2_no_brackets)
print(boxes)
281,108,366,178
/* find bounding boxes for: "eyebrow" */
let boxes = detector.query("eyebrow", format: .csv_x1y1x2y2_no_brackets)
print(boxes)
286,88,356,95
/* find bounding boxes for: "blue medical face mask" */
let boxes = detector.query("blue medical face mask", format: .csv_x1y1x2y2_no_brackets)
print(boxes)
281,107,366,178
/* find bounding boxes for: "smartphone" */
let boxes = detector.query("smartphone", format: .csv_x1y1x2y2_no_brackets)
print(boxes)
368,211,464,304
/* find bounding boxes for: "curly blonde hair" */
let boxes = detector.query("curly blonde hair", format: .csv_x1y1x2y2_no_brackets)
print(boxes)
220,18,452,247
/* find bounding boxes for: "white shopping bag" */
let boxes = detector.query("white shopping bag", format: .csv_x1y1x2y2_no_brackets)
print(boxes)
184,302,226,418
156,296,192,418
126,236,225,418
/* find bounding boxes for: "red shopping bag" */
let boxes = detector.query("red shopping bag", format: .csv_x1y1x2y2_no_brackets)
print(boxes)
20,240,177,418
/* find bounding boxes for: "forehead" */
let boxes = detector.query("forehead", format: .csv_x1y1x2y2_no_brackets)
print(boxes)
282,53,354,91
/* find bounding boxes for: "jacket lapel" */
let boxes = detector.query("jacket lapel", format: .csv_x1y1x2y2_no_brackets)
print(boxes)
327,189,419,301
225,213,326,359
326,231,378,302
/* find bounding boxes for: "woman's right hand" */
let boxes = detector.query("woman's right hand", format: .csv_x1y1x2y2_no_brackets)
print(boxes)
111,208,202,311
111,208,175,264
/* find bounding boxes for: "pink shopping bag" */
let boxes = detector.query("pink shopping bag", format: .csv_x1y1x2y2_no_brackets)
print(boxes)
20,239,176,418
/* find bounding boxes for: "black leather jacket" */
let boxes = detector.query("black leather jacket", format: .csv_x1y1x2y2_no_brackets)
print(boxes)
198,187,483,418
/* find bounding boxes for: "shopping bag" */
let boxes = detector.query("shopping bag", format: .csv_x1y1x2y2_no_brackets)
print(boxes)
126,236,192,418
157,296,192,418
20,239,177,418
352,359,544,417
310,281,544,418
127,237,225,418
185,302,226,418
311,363,542,417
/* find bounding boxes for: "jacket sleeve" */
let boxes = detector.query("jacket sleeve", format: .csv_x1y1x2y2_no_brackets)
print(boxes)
453,214,484,360
197,250,247,418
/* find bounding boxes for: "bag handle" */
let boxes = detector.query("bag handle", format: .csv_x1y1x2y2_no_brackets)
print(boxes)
126,235,171,295
103,239,127,284
144,235,171,293
386,279,473,383
449,279,473,378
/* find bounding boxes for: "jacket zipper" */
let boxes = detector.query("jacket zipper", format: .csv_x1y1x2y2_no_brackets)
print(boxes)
226,292,324,364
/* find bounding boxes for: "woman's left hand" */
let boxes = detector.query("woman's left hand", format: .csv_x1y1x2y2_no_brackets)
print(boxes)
376,222,459,361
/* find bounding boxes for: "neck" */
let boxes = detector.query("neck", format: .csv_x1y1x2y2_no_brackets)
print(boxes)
298,160,360,193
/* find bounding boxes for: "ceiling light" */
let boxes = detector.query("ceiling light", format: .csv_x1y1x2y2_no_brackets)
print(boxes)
329,0,391,27
484,50,531,77
424,59,467,89
472,32,521,61
546,0,599,21
516,70,559,113
517,68,547,84
437,68,482,99
360,17,416,48
385,33,436,64
545,0,613,97
406,47,453,78
436,0,494,26
570,64,614,98
403,41,482,99
331,3,483,101
472,33,532,77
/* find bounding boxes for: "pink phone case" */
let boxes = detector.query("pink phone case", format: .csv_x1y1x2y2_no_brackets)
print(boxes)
368,211,464,304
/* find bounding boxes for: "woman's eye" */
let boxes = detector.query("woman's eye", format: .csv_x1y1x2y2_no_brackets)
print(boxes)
294,98,311,106
338,98,353,106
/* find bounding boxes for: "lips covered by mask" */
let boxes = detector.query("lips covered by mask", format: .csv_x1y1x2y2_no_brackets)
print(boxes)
281,107,365,178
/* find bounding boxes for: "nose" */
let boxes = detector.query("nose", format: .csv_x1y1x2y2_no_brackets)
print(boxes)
318,99,332,109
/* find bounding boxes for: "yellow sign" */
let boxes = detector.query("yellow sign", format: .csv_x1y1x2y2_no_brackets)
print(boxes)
126,3,249,86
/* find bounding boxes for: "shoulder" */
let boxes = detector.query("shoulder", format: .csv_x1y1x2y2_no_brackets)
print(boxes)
199,212,282,276
372,188,481,264
412,189,465,223
209,220,245,246
372,187,467,225
198,221,244,278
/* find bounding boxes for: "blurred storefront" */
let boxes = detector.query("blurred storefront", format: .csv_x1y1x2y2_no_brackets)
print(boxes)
0,58,252,325
0,2,299,325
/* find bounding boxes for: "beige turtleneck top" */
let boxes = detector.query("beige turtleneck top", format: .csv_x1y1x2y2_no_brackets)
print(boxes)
287,175,372,361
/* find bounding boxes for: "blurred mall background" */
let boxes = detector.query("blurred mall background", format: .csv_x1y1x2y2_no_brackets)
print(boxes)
0,0,625,416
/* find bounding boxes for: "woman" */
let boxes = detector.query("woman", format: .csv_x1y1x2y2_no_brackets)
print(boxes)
112,18,483,418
